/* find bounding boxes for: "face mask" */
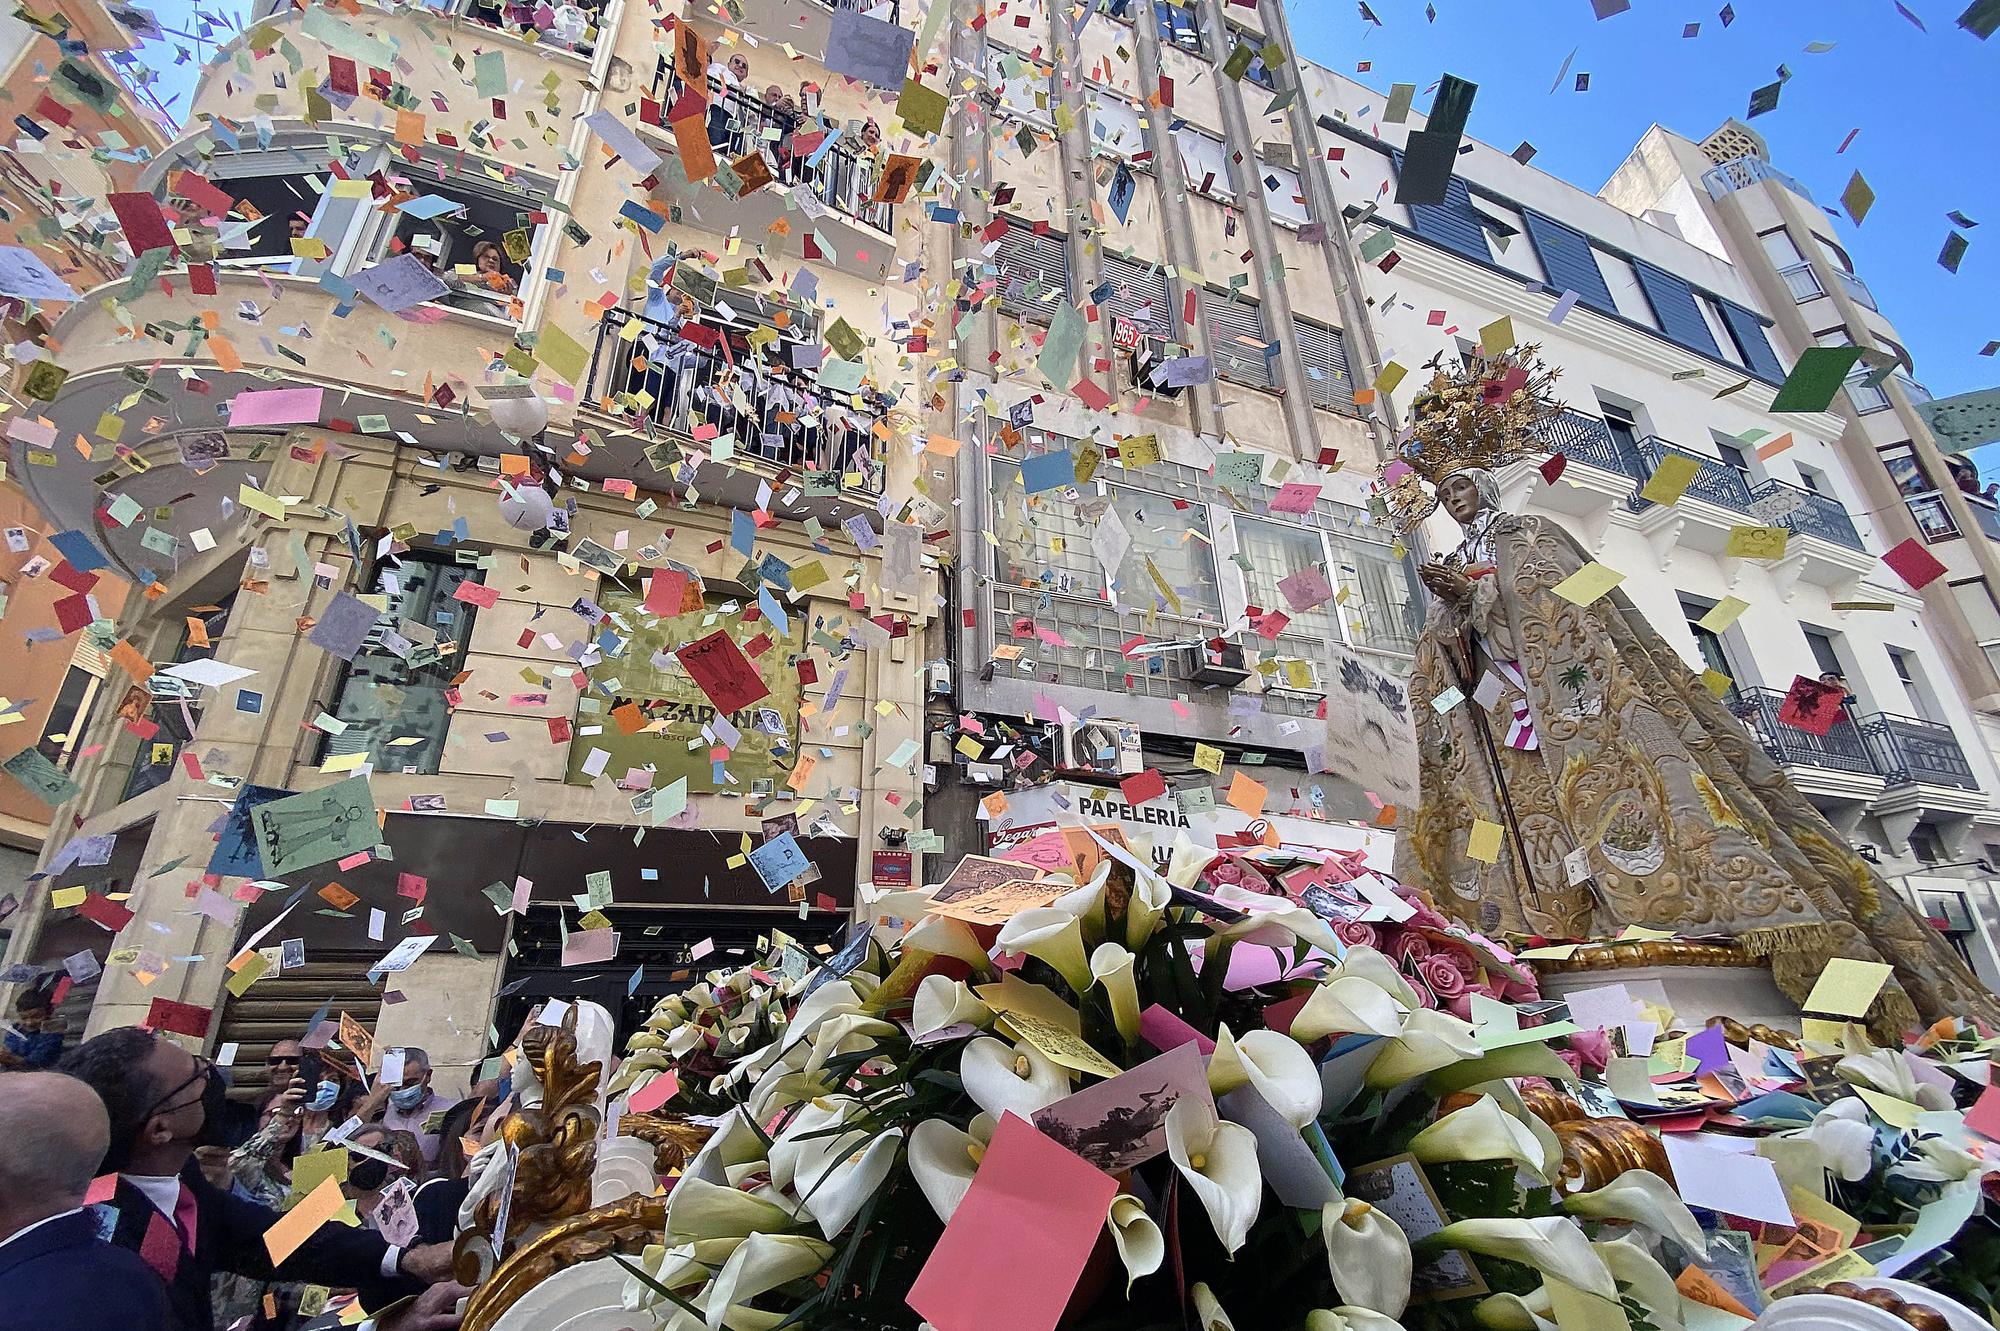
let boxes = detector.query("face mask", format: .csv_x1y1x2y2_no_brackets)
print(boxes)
193,1067,233,1148
389,1083,428,1113
347,1157,392,1192
308,1080,339,1112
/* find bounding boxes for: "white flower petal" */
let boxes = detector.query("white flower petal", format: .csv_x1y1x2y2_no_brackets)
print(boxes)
1293,975,1409,1041
704,1232,834,1331
1323,1199,1413,1318
1563,1169,1707,1260
1410,1096,1547,1178
911,975,991,1039
1108,1194,1164,1291
960,1035,1071,1120
1166,1098,1263,1254
996,907,1093,992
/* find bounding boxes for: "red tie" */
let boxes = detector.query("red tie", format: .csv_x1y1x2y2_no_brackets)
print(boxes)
174,1182,200,1255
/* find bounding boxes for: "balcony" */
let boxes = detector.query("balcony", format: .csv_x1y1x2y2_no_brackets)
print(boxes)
1702,155,1814,204
1832,269,1878,312
1861,712,1980,791
584,306,888,496
1747,478,1865,548
1730,686,1880,779
1779,263,1825,303
644,62,899,279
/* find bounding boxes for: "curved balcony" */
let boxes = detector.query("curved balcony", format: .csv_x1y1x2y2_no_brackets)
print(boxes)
193,3,594,181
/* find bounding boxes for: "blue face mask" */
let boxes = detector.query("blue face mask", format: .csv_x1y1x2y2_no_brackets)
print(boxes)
389,1082,428,1112
308,1080,339,1112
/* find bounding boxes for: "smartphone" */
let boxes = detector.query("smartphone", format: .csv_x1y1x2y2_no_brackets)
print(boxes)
298,1049,323,1094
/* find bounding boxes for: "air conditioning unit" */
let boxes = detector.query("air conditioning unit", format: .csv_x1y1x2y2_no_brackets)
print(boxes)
1177,640,1252,689
1132,336,1188,398
1058,720,1144,777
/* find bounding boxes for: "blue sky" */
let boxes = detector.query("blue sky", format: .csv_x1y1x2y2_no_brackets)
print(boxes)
132,3,1995,398
1286,0,1999,408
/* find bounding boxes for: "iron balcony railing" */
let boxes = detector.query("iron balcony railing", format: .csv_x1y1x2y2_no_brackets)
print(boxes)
585,306,888,496
1860,712,1980,790
1530,408,1644,483
1778,262,1824,303
1729,686,1876,776
1702,155,1814,204
652,62,895,235
1747,477,1865,548
1631,434,1755,510
1832,268,1878,312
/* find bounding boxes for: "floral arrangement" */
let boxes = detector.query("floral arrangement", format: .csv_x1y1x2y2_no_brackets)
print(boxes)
605,843,1724,1331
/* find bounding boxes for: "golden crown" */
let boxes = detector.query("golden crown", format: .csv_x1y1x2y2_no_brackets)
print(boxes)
1374,345,1565,534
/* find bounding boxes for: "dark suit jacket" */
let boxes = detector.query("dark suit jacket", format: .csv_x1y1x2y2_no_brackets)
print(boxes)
93,1165,424,1331
0,1209,171,1331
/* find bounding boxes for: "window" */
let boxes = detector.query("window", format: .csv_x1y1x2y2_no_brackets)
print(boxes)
1697,296,1745,367
1086,90,1147,161
1910,825,1948,865
1680,595,1739,697
1795,465,1825,495
35,662,105,771
1950,579,2000,677
1887,647,1941,722
990,450,1224,620
1260,161,1309,227
1759,228,1806,268
1802,629,1844,680
123,597,236,801
1202,291,1273,387
986,46,1053,125
1880,443,1959,542
1709,430,1753,479
322,553,485,775
1236,516,1335,688
1099,254,1171,336
1156,1,1203,53
993,218,1070,321
1470,197,1544,281
1174,127,1234,200
1598,399,1643,463
1293,317,1355,412
1592,248,1659,329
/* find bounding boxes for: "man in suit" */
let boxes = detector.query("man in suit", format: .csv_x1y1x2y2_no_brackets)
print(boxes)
0,1070,170,1331
59,1027,456,1331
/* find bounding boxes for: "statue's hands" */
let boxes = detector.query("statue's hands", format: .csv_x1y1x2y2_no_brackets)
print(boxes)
1419,561,1473,604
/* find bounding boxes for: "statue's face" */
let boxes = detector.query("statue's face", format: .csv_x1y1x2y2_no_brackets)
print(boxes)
1439,473,1486,525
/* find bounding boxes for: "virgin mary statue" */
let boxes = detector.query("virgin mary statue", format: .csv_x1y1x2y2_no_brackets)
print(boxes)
1383,346,1996,1034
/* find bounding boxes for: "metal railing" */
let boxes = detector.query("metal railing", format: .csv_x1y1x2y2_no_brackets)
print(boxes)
1531,408,1644,482
1832,268,1878,311
1748,477,1864,549
1702,155,1814,204
1861,712,1980,790
1779,262,1824,303
652,63,895,235
585,307,888,495
1632,434,1755,510
1729,687,1877,776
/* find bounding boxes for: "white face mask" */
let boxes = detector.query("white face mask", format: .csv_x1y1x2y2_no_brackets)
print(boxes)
389,1082,428,1112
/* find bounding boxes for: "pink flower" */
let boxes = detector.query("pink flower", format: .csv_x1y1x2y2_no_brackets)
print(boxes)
1393,933,1433,965
1565,1029,1612,1073
1405,900,1453,931
1333,920,1383,950
1437,947,1481,984
1417,954,1469,1004
1446,993,1475,1022
1500,977,1541,1004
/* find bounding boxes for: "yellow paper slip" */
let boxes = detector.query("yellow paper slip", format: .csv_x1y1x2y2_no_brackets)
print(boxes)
265,1175,346,1264
1725,525,1789,560
1551,561,1625,606
1466,819,1504,864
1697,596,1751,632
1638,452,1702,506
1802,957,1894,1017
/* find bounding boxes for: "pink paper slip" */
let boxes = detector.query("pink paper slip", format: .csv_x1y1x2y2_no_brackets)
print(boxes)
906,1112,1118,1331
229,386,325,427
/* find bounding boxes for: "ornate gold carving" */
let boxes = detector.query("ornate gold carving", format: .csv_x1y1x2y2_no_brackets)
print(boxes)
1528,940,1762,973
477,1012,608,1244
1549,1117,1675,1194
456,1193,668,1331
1517,1083,1587,1128
619,1113,713,1175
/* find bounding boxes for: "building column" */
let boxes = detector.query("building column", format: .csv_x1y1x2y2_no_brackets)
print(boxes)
1127,0,1221,437
1049,6,1113,397
1192,0,1318,461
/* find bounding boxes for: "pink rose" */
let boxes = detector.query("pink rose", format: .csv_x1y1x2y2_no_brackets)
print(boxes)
1393,933,1433,965
1565,1028,1612,1073
1446,993,1475,1022
1438,947,1481,983
1333,920,1383,950
1418,954,1469,1003
1405,900,1453,931
1500,977,1542,1004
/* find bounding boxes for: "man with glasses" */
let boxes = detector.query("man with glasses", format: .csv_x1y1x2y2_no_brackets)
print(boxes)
59,1027,455,1331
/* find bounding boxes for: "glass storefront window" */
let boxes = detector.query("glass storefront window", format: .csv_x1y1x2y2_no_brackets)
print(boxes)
321,554,484,775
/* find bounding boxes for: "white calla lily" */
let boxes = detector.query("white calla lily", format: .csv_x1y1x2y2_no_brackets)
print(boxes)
1594,1236,1686,1331
1167,832,1219,889
767,1100,906,1238
1563,1169,1707,1260
1209,884,1343,956
1108,1194,1164,1291
960,1035,1072,1120
1837,1049,1953,1112
1293,975,1410,1041
1165,1097,1263,1253
1091,941,1142,1045
1470,1291,1558,1331
1192,1282,1236,1331
1306,1308,1413,1331
1207,1027,1323,1128
997,906,1094,993
908,1115,994,1224
704,1231,835,1331
1327,945,1424,1010
903,913,998,974
1426,1217,1619,1302
911,974,991,1039
1410,1095,1548,1179
666,1175,799,1243
1364,1009,1484,1090
1056,862,1115,942
1322,1198,1414,1317
1126,870,1172,949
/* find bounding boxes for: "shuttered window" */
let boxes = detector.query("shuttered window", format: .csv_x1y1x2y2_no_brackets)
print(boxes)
1099,254,1172,335
1293,317,1356,413
1203,291,1273,387
1390,150,1487,262
995,219,1070,321
1715,299,1786,384
1523,211,1615,313
1630,260,1723,360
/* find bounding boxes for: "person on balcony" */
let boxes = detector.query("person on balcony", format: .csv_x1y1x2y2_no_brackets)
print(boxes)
468,241,519,297
640,258,706,423
762,85,801,181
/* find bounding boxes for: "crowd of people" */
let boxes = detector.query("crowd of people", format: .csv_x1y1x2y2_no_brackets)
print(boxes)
687,54,893,223
0,1020,526,1331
